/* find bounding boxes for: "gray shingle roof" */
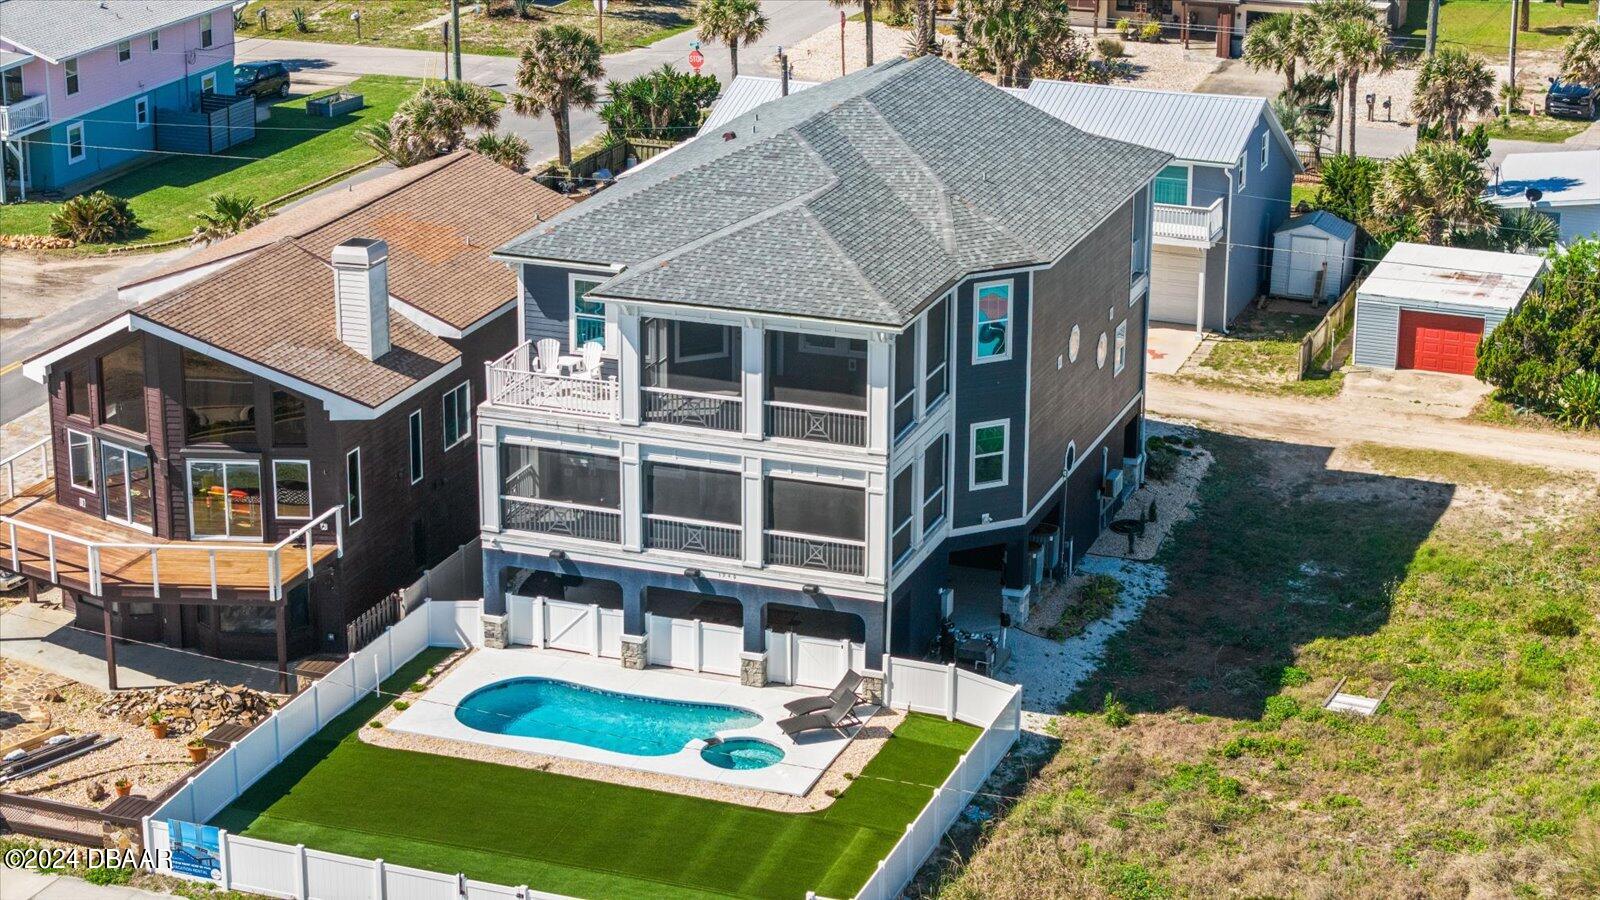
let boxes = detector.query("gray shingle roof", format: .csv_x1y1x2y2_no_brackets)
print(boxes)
0,0,232,63
497,57,1171,327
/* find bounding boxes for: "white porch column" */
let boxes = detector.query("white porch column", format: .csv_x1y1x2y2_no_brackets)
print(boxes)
866,333,892,455
741,322,764,441
478,424,501,532
617,308,642,425
621,441,642,551
741,456,763,568
864,468,887,586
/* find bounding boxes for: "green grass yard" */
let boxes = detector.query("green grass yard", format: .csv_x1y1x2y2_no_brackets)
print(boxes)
212,649,978,899
0,76,419,247
1187,307,1346,398
1485,113,1591,143
1400,0,1598,58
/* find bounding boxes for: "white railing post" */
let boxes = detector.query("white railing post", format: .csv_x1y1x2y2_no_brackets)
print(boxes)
208,550,219,599
945,662,957,721
7,522,18,571
87,546,102,594
335,511,345,556
46,533,57,582
217,829,232,889
149,550,159,598
294,843,308,900
693,619,703,673
373,859,386,900
883,656,893,709
590,603,601,656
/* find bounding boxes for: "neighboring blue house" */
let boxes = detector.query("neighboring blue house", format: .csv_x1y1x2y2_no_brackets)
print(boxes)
0,0,237,201
1489,149,1600,244
472,57,1169,683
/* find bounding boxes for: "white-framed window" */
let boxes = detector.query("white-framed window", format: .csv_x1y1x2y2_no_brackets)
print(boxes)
1260,131,1270,170
1096,332,1109,369
969,419,1009,489
117,40,132,63
1069,325,1081,363
149,30,160,51
199,12,214,49
797,333,856,356
923,294,949,408
1238,154,1247,190
67,430,95,491
442,382,471,450
890,463,916,567
64,58,80,95
972,280,1011,363
1114,321,1128,375
570,276,606,350
408,409,424,484
134,97,149,129
200,72,216,95
65,123,85,163
922,435,946,535
673,321,730,363
272,459,312,520
892,323,918,441
345,447,362,525
1153,164,1188,206
1064,441,1078,476
186,459,262,540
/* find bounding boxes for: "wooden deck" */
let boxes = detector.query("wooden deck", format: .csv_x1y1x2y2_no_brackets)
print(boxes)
0,481,336,604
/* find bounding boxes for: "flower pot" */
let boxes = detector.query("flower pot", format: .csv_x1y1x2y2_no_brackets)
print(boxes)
114,783,132,798
187,745,209,763
148,722,168,739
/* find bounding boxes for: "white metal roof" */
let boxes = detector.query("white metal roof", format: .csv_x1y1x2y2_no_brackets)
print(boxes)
1489,150,1600,209
0,0,233,64
699,75,820,135
1360,242,1544,311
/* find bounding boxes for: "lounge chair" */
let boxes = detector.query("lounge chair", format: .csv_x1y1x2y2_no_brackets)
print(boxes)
777,693,860,736
783,670,863,716
534,338,561,375
578,340,604,377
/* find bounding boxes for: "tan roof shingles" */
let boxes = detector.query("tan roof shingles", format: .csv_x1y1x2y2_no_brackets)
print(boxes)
136,241,457,409
127,152,572,330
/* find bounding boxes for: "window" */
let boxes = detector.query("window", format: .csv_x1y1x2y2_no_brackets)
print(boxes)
99,341,145,433
199,12,214,48
1130,190,1149,285
117,40,131,62
673,321,731,363
766,478,864,542
500,445,621,510
2,68,20,104
272,390,306,446
273,460,312,519
345,448,362,524
1153,165,1188,206
571,277,606,349
1065,441,1078,475
408,410,424,484
924,296,948,407
891,464,915,566
442,382,471,449
187,460,261,538
970,420,1008,489
1114,321,1128,374
1069,325,1081,363
68,431,94,491
149,30,160,51
973,280,1011,363
101,444,153,530
645,463,740,524
183,351,254,443
66,367,90,418
134,97,149,129
217,605,276,635
922,436,946,535
1097,332,1109,369
200,72,216,95
892,325,917,439
64,59,79,95
1260,131,1270,170
1238,155,1247,190
66,123,85,163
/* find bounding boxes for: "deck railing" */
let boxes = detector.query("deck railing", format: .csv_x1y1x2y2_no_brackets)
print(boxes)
764,400,868,447
1153,198,1225,244
501,496,621,544
643,514,741,559
641,386,742,431
0,95,49,140
0,506,342,601
0,436,52,500
485,343,619,419
763,529,866,576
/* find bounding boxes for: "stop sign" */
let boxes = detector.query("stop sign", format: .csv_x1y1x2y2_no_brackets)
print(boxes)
688,48,704,73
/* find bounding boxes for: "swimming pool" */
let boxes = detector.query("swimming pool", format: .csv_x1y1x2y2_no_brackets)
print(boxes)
454,677,765,757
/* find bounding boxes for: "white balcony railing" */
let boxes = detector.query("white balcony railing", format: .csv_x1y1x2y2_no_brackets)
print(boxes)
643,514,741,559
641,386,742,432
0,95,50,139
0,436,52,500
764,529,866,576
486,343,619,419
501,496,621,544
764,401,868,447
1153,198,1225,245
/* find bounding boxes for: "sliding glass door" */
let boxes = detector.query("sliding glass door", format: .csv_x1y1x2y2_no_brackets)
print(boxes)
187,460,263,540
100,442,154,531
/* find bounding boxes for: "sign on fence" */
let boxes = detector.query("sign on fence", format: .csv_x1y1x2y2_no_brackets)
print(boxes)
167,820,222,882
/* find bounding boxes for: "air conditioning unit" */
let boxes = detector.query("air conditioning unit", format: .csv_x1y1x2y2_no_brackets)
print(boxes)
1102,471,1123,499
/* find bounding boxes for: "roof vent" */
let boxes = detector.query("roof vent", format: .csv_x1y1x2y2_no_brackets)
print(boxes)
331,239,391,360
722,131,736,142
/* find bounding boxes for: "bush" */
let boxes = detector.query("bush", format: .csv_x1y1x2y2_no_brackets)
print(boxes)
82,866,132,886
292,6,310,32
1139,21,1163,42
1097,38,1125,59
392,700,411,711
49,191,137,242
1145,443,1179,480
1477,239,1600,428
1556,370,1600,429
1116,17,1136,38
1102,692,1132,728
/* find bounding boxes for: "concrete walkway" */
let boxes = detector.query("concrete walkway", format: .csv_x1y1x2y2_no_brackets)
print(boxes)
0,602,281,691
0,868,171,900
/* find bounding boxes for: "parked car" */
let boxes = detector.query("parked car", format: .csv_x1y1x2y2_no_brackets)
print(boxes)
234,61,291,100
1545,78,1599,120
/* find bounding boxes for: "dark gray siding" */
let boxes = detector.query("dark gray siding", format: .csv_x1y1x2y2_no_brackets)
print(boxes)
950,272,1030,529
889,547,947,657
520,263,575,345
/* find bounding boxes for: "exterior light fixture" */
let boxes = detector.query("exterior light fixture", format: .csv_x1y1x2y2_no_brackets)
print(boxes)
802,584,820,595
683,568,702,578
548,549,566,560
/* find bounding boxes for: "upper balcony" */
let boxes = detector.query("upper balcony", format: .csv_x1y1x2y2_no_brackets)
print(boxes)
0,94,50,140
1153,198,1225,246
486,341,621,420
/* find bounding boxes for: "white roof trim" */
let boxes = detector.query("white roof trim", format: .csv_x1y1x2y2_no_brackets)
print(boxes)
20,315,135,383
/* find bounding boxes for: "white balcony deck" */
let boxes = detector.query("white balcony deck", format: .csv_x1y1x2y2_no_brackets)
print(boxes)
486,342,620,419
1153,198,1225,246
0,95,50,140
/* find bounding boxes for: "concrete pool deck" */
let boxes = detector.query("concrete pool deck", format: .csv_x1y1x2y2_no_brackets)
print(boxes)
384,648,864,795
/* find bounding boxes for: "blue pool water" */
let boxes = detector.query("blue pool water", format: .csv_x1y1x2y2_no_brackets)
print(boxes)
454,677,763,757
700,738,785,770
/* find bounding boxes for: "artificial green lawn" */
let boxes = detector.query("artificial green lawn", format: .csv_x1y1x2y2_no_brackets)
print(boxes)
212,649,979,899
1399,0,1598,58
0,76,420,246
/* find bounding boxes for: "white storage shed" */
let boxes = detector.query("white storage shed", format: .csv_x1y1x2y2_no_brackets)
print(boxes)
1270,211,1357,302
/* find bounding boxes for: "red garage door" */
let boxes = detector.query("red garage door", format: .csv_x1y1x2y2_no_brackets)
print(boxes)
1397,311,1484,375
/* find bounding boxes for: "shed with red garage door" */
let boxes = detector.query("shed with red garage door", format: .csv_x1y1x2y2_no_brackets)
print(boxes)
1352,243,1545,376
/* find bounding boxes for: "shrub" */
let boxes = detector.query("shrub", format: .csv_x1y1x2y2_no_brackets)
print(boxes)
1478,239,1600,426
599,64,720,141
1556,370,1600,429
409,682,427,692
82,866,132,886
1102,692,1132,728
1139,21,1163,42
1116,17,1136,38
1277,666,1312,688
292,6,309,32
1097,38,1125,59
369,720,384,729
49,191,137,242
1145,443,1179,480
392,700,411,711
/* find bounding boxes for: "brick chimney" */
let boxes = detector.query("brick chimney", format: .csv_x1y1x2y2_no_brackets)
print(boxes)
331,238,390,360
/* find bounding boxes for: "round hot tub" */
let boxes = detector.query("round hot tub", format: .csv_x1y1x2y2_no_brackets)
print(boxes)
700,737,785,770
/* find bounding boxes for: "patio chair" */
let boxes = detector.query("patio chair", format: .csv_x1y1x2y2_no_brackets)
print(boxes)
782,670,863,716
777,693,861,736
534,338,561,375
578,340,604,377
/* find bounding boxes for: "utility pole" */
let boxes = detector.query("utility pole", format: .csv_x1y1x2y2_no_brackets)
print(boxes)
1425,0,1439,56
442,23,451,79
840,11,847,77
596,0,606,47
1507,0,1518,117
450,0,463,82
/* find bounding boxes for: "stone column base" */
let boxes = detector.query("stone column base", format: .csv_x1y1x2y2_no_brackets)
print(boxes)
621,634,648,670
858,668,885,706
1001,585,1032,625
739,651,767,687
481,614,508,649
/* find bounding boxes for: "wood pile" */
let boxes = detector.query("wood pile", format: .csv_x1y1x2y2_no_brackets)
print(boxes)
95,682,279,736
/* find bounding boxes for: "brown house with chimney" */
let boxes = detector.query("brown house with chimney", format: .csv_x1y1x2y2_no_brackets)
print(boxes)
3,152,569,687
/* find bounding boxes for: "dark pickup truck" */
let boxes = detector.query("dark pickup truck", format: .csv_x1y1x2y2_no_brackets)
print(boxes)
1545,78,1599,120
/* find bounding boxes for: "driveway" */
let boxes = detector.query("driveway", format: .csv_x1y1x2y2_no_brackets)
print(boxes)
1146,324,1204,375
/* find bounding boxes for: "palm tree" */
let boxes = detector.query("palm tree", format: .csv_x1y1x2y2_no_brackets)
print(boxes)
395,80,502,154
511,25,603,168
472,132,533,172
1243,14,1313,95
1411,48,1495,139
1562,24,1600,84
1495,208,1559,252
696,0,767,79
1374,142,1497,245
911,0,937,57
358,120,433,168
1312,14,1388,157
192,194,267,243
1272,97,1324,171
963,0,1063,87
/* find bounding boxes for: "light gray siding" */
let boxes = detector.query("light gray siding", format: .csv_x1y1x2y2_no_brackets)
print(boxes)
1353,296,1511,369
1555,204,1600,242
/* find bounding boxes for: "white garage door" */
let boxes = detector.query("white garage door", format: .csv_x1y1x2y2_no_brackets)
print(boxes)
1150,246,1204,325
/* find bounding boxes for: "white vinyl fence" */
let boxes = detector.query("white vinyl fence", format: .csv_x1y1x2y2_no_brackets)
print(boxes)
767,631,869,690
506,595,625,658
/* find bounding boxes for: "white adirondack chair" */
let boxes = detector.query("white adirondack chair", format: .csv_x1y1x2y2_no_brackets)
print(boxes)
579,341,604,377
534,339,561,375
